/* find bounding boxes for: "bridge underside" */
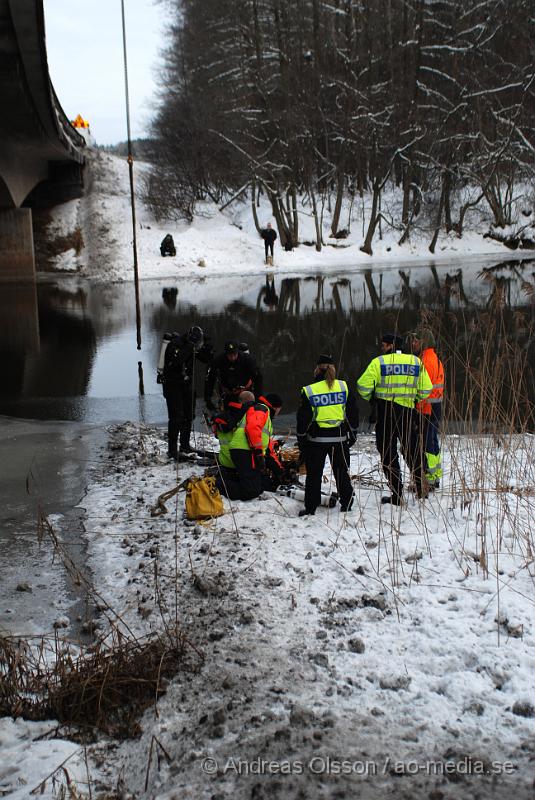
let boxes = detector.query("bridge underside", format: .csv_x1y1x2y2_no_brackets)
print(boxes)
0,0,86,281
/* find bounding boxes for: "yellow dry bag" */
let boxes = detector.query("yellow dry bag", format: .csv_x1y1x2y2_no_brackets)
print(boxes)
185,476,224,520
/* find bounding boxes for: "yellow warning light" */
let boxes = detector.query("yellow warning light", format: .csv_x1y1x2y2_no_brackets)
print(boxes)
71,114,90,129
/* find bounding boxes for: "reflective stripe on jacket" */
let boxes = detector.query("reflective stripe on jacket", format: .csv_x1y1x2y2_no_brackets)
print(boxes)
302,379,348,427
357,353,432,409
416,348,444,415
302,378,348,443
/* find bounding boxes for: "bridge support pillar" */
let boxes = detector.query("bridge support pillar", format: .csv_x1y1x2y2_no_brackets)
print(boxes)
0,208,36,282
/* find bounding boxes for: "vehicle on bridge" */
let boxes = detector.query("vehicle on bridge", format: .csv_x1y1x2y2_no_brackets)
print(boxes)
71,114,95,146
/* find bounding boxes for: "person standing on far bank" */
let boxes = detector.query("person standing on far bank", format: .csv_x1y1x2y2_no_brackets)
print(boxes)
260,222,277,264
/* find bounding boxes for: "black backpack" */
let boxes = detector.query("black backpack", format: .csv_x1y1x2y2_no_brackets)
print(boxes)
164,335,192,382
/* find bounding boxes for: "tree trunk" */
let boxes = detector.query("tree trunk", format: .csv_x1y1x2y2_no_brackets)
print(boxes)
444,171,452,233
452,193,483,237
484,183,507,228
398,218,412,246
309,181,322,252
265,183,291,246
251,177,261,233
330,171,345,236
412,179,421,218
401,164,411,226
364,270,381,310
290,184,298,244
429,181,445,254
360,181,381,255
347,192,354,234
430,265,441,290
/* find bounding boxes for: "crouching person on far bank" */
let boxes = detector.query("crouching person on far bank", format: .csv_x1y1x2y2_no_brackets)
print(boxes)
296,355,359,517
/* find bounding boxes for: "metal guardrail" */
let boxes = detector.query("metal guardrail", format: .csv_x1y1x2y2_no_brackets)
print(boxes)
49,82,86,159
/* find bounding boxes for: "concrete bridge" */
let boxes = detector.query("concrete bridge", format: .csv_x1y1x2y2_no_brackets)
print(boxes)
0,0,86,281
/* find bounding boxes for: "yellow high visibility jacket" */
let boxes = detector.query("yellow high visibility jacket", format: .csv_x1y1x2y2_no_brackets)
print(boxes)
216,428,235,468
357,353,432,409
302,379,348,428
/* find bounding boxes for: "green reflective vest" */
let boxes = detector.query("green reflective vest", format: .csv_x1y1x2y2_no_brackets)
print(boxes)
217,428,235,468
357,353,432,409
217,405,272,468
302,379,348,427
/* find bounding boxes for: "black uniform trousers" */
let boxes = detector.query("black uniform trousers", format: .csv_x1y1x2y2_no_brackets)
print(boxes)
215,449,262,501
375,399,426,499
164,383,195,457
303,440,353,513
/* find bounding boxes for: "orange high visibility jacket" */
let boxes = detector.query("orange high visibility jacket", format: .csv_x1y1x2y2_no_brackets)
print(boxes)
213,400,270,452
416,348,444,415
244,403,271,451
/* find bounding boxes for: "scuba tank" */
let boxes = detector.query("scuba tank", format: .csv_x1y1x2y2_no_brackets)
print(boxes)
157,332,173,383
276,485,338,508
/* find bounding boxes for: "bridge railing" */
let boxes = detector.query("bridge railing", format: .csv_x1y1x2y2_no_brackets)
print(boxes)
49,83,86,161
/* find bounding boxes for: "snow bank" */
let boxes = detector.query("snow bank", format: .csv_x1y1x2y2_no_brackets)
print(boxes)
0,718,91,800
41,151,531,284
64,422,535,798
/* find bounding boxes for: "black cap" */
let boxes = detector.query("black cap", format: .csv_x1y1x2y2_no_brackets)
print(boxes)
382,333,403,349
263,393,283,409
317,354,335,365
187,325,204,346
225,340,239,353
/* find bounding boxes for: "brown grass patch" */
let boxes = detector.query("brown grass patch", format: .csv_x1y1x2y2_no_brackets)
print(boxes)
32,210,85,270
0,629,203,740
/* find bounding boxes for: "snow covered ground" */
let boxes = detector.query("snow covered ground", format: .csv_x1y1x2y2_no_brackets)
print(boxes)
3,147,534,799
3,422,534,799
41,149,532,284
0,718,90,800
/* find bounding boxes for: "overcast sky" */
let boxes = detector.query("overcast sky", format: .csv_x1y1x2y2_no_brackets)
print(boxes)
44,0,164,145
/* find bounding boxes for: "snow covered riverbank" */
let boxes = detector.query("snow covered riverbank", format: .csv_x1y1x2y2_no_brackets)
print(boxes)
4,144,535,800
38,150,531,284
4,421,534,799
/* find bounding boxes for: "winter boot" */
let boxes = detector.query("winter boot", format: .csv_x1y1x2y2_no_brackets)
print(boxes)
381,495,402,506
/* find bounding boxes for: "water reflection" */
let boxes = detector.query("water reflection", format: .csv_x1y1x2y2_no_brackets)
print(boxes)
0,283,40,354
0,258,533,422
162,287,178,310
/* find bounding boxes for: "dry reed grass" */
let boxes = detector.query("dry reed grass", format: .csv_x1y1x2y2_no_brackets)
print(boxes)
0,627,202,739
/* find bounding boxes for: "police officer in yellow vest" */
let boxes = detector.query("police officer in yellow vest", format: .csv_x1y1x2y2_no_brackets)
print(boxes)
296,355,359,516
357,333,433,505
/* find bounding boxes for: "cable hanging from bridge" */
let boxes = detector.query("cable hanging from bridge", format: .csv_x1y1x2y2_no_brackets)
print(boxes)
121,0,142,350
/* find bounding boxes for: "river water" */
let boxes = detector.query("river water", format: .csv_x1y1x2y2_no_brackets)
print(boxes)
1,255,534,634
2,256,534,423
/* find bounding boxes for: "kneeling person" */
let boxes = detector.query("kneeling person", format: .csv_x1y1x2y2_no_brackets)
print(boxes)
212,391,278,501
